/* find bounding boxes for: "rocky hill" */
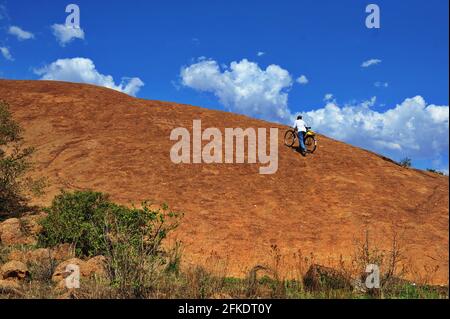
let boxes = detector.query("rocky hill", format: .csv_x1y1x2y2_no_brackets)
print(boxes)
1,79,448,284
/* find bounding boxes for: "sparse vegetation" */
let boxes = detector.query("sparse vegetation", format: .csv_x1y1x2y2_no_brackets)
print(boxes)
399,157,412,168
4,205,438,299
1,238,447,299
0,171,447,299
426,168,446,176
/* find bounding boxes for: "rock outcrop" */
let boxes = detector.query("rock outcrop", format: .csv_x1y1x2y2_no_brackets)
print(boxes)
0,213,46,246
1,260,29,281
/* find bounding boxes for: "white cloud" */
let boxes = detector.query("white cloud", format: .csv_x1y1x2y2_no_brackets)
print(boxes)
0,47,13,61
179,57,448,171
181,58,293,122
324,93,334,101
304,96,449,164
297,75,309,85
361,58,382,68
374,81,389,88
257,51,265,57
51,24,85,46
8,26,34,40
34,57,144,96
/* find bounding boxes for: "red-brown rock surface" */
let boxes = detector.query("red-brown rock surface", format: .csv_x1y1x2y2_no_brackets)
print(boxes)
1,80,448,284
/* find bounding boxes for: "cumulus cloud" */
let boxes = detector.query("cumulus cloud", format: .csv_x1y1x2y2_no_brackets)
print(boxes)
8,26,34,40
0,47,13,61
179,57,448,171
51,24,84,46
34,57,144,96
181,58,293,122
323,93,334,102
361,58,382,68
304,96,449,166
297,75,309,85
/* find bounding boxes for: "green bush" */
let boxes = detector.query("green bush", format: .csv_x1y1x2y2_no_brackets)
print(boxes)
38,190,184,297
38,190,182,258
0,100,35,216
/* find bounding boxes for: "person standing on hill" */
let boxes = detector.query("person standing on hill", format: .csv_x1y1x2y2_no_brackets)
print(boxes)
294,115,308,156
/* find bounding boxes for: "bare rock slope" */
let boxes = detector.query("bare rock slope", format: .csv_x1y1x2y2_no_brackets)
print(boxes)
1,80,448,284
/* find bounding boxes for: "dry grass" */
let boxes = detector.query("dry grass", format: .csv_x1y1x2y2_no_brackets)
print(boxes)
0,227,447,300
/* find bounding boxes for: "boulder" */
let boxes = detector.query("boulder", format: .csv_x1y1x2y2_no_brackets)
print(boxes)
0,218,24,245
7,250,23,262
19,212,47,236
0,279,23,296
0,218,36,246
84,256,107,277
52,258,85,283
8,248,52,264
303,264,352,291
8,244,75,265
51,243,75,261
52,256,108,285
1,260,30,280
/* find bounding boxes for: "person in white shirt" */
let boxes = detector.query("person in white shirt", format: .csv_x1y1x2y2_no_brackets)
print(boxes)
293,115,308,156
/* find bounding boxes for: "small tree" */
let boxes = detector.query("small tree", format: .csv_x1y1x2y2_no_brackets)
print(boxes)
399,157,412,168
0,100,40,217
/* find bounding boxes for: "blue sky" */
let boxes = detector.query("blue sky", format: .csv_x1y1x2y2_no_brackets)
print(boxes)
0,0,449,172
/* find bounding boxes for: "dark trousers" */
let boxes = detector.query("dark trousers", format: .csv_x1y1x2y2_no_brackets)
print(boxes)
298,131,306,151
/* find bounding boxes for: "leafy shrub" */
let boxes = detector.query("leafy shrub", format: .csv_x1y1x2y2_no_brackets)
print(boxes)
0,100,45,218
39,191,110,256
39,190,183,297
39,190,181,258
